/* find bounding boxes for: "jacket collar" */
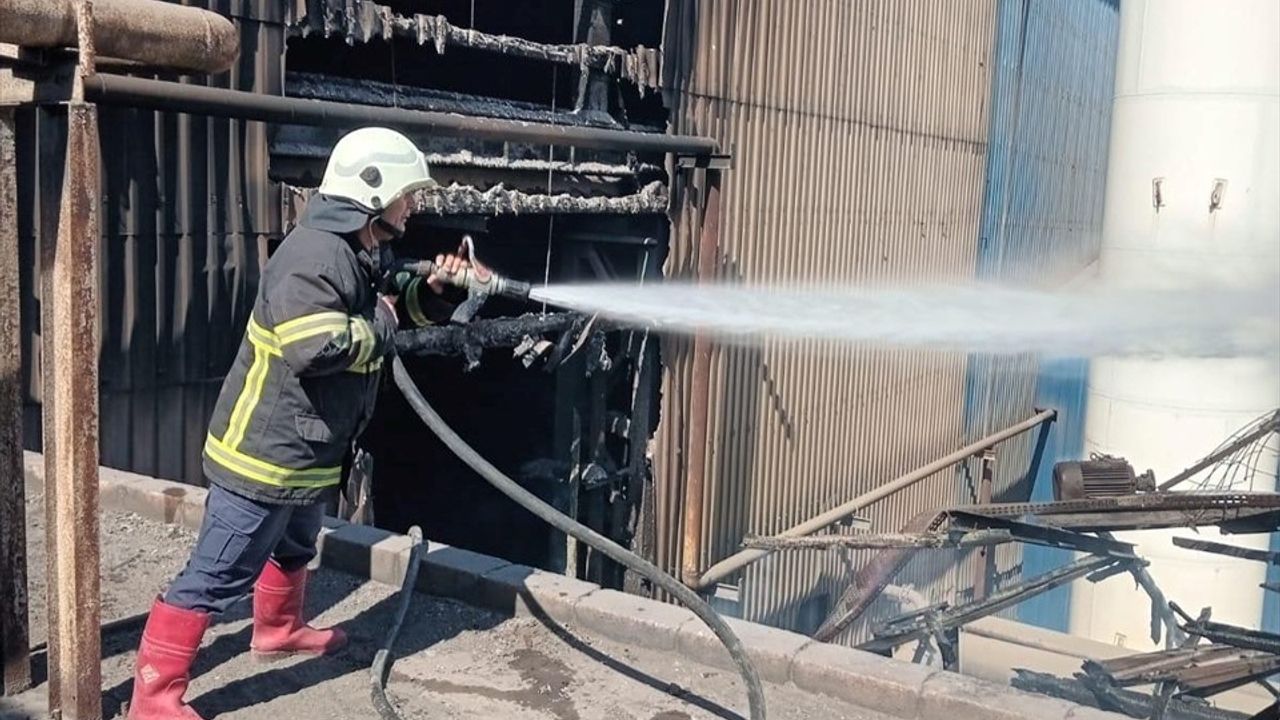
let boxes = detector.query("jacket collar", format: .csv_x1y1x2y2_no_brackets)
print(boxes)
300,193,386,278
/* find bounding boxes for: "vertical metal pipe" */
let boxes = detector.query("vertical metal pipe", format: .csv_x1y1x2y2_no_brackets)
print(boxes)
0,107,32,697
681,168,722,587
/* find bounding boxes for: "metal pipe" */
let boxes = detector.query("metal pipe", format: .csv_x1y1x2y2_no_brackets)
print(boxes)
1157,409,1280,491
741,530,1014,551
0,0,238,74
693,408,1057,590
82,73,720,156
681,169,722,587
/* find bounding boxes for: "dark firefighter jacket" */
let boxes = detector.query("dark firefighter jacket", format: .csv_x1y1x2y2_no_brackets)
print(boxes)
202,194,447,505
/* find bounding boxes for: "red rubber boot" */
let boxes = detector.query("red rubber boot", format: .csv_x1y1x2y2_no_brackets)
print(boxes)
250,561,347,661
128,597,210,720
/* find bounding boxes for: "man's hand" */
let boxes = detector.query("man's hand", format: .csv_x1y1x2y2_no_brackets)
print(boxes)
379,257,419,297
428,243,471,295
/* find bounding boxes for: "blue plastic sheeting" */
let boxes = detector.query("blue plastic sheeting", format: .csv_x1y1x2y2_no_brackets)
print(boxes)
967,0,1120,632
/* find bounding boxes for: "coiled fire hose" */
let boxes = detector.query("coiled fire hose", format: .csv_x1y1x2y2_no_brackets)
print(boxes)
385,355,767,720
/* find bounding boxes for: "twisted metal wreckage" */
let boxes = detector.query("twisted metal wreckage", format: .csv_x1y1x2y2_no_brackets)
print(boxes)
735,409,1280,720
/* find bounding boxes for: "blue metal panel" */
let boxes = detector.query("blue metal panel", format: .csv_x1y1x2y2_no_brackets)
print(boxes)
966,0,1120,631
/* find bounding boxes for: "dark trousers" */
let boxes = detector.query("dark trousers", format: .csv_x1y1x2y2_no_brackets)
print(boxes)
165,483,324,614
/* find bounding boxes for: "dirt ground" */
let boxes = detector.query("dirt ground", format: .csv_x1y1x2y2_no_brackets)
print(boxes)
1,479,891,720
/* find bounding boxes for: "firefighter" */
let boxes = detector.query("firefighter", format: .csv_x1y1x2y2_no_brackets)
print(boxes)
127,127,463,719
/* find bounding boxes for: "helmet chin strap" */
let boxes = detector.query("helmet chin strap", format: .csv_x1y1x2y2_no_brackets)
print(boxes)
372,215,405,240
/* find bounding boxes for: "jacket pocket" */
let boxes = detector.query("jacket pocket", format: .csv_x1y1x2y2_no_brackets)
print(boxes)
295,413,334,444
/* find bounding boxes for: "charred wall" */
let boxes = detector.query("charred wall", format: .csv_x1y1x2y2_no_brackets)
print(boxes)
15,0,680,587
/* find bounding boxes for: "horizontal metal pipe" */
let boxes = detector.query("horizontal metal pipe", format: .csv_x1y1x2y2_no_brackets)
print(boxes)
741,529,1013,551
0,0,238,74
82,74,719,156
693,408,1058,590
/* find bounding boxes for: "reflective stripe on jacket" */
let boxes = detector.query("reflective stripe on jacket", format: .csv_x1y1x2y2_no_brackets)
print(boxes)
202,195,397,505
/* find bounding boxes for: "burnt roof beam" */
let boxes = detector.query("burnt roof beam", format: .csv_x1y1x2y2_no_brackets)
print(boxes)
290,0,660,89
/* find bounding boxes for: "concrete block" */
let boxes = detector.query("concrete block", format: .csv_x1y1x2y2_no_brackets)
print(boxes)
417,542,511,600
572,589,697,651
919,670,1077,720
791,642,934,719
676,616,811,684
474,564,598,625
98,466,207,531
316,520,398,579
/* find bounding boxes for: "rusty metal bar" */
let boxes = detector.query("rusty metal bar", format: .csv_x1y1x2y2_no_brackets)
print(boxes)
36,103,67,717
681,168,721,587
693,408,1058,590
0,0,238,74
1172,536,1280,565
43,5,102,713
0,106,31,697
1099,531,1185,648
859,554,1124,654
741,529,1013,551
972,450,996,601
82,73,720,156
1158,410,1280,491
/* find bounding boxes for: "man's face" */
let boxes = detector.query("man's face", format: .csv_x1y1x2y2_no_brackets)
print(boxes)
375,196,412,240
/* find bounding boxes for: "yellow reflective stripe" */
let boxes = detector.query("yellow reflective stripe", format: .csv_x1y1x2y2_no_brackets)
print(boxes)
223,342,271,451
405,278,430,327
346,356,384,375
278,319,349,347
205,434,341,488
246,317,282,355
274,311,348,340
351,317,376,367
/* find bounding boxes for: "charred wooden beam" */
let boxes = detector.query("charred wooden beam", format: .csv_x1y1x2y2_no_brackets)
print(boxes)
394,313,591,371
291,0,661,89
1172,602,1280,656
1173,536,1280,565
412,181,669,217
1011,669,1250,720
287,72,630,132
285,180,668,218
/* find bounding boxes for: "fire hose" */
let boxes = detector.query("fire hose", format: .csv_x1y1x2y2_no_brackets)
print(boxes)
380,355,768,720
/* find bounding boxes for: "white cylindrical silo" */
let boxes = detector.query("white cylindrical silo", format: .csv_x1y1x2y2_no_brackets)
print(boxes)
1069,0,1280,653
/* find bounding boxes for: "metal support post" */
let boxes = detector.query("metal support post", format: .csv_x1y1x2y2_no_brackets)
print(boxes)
44,4,103,715
971,450,996,601
0,105,32,697
681,167,721,587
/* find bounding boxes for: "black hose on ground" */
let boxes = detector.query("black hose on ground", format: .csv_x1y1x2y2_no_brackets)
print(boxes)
391,356,767,720
370,525,425,720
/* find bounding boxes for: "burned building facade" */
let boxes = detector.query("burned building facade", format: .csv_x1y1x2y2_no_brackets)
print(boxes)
11,0,1144,643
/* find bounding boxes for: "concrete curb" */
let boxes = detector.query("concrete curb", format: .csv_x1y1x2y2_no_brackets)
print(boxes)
32,453,1126,720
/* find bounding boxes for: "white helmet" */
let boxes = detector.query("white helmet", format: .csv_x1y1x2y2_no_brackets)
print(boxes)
318,127,433,212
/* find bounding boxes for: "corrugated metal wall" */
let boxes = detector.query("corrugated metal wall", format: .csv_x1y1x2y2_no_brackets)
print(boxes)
658,0,1000,635
18,2,285,485
967,0,1120,631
